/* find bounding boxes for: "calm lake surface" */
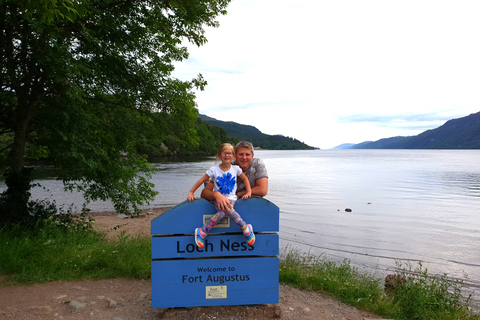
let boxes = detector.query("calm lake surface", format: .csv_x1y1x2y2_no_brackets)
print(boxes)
2,149,480,299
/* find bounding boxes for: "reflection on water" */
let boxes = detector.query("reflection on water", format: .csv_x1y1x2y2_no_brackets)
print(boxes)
440,171,480,197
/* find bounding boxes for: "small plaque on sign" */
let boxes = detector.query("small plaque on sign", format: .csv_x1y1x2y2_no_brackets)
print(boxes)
206,286,227,299
203,215,230,228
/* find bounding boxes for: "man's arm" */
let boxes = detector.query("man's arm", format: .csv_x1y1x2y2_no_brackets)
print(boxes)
236,177,268,198
239,172,252,199
200,181,216,201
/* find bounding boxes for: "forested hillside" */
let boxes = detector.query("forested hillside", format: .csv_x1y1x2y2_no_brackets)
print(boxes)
198,115,315,150
135,116,237,157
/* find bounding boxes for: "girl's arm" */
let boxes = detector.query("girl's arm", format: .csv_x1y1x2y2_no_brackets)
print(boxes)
239,173,252,199
187,174,210,201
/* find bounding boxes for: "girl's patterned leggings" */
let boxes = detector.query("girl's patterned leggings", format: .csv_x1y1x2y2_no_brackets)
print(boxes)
201,201,246,234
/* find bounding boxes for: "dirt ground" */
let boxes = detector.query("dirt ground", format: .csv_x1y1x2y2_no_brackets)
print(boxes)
0,208,389,320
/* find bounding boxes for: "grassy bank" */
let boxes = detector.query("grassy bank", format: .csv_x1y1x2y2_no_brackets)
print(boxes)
0,219,477,320
0,218,151,284
280,248,477,320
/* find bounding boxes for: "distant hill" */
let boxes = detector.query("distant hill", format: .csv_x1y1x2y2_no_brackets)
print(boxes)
332,143,356,149
349,111,480,149
198,115,315,150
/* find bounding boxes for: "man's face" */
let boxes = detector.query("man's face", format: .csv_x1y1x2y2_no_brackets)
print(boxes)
235,147,253,171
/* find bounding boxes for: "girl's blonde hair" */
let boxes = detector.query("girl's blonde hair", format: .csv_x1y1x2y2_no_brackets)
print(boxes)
216,143,235,159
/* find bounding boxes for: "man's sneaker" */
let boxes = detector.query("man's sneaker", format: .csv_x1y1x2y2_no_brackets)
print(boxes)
195,228,207,248
243,224,255,246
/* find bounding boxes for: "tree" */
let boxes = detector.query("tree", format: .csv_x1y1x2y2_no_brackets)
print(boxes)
0,0,231,221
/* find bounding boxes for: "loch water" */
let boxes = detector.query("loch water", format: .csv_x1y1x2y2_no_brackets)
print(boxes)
2,149,480,300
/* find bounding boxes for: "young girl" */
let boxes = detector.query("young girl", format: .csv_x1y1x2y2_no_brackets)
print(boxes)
187,143,255,248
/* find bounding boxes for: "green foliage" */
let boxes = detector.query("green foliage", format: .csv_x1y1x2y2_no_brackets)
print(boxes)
280,248,382,310
15,0,84,24
0,0,232,219
39,99,160,214
389,261,474,320
251,135,314,150
177,118,238,155
135,116,237,156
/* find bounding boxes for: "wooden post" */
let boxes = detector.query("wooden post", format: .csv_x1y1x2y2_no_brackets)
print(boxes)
151,197,279,308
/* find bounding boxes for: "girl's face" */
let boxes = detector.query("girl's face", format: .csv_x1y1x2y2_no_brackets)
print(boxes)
218,147,234,163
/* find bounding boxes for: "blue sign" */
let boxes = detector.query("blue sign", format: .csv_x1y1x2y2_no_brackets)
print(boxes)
151,198,280,308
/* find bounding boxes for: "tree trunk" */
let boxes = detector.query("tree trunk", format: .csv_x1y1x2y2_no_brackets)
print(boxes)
9,105,31,172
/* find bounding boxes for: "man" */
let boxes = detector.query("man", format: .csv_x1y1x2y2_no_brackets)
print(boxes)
201,141,268,211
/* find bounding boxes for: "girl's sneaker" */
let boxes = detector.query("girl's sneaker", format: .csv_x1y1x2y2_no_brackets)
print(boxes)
243,224,255,246
195,228,207,248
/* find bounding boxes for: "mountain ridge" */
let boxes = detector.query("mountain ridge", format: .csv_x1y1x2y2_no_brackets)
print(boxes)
341,111,480,149
198,114,315,150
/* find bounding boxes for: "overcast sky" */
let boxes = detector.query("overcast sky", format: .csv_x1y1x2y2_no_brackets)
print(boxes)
173,0,480,149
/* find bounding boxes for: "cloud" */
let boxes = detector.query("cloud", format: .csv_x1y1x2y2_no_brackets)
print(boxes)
201,102,265,113
337,112,459,123
334,112,464,136
171,0,480,149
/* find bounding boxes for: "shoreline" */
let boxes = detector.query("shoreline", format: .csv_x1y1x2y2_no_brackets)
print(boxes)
85,207,170,241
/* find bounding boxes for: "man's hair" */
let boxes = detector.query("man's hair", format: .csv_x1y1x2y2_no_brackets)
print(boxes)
235,141,254,154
